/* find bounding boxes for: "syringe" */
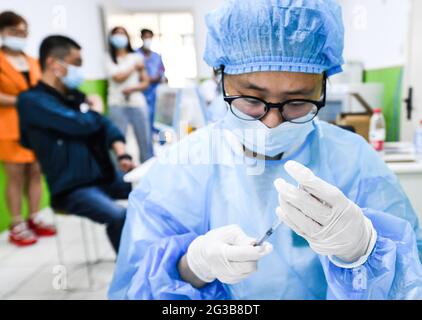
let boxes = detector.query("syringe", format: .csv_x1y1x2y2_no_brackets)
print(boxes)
253,182,332,247
254,218,282,246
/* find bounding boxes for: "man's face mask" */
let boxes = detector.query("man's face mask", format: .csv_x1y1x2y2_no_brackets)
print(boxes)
223,109,315,158
57,61,85,89
143,38,152,50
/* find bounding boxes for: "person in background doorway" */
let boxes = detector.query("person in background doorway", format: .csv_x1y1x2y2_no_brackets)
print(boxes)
106,26,153,164
0,11,56,247
17,35,134,253
137,28,166,133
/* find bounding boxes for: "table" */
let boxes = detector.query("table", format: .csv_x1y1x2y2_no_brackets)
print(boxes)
387,160,422,222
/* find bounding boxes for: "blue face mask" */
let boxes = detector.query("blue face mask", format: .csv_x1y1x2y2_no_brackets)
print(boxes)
110,34,128,49
59,63,85,89
2,36,27,51
223,109,315,157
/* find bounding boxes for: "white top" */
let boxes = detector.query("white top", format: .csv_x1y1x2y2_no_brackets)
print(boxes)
106,52,147,108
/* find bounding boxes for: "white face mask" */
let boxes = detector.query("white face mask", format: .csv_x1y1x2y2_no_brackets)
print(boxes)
56,61,85,89
143,39,152,50
110,34,128,49
223,108,315,157
2,36,27,51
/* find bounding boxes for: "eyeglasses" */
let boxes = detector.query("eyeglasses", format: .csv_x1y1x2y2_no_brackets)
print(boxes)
221,67,327,124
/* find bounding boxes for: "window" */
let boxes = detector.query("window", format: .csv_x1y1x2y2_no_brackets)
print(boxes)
107,12,197,87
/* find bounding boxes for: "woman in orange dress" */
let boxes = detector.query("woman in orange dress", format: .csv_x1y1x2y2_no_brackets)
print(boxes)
0,11,56,246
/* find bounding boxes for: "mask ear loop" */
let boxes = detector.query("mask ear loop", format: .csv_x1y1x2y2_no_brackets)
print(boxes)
52,60,67,80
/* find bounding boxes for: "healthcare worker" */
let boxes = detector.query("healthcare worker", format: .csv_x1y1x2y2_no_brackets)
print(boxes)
109,0,422,299
137,29,166,133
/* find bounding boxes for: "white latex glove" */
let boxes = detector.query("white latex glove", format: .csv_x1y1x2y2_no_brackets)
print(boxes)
186,224,273,284
274,161,377,269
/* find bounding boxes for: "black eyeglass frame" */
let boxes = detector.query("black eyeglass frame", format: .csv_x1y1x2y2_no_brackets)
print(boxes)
220,66,328,124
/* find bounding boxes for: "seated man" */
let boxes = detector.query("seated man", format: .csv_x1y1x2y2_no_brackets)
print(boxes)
17,35,134,253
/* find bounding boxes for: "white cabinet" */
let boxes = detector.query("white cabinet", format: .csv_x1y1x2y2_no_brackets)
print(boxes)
388,162,422,222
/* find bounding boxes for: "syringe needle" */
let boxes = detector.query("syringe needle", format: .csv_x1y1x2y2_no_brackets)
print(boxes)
254,218,282,246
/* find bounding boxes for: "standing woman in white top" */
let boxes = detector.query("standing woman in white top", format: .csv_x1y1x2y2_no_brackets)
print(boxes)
106,26,153,164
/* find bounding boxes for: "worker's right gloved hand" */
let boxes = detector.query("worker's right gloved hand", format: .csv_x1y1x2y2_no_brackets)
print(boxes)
186,224,273,284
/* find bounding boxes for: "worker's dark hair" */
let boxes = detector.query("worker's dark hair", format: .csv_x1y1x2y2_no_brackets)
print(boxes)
39,35,81,71
108,26,134,64
140,28,154,37
0,11,27,30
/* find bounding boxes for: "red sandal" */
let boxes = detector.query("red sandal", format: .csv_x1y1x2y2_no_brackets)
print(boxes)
28,217,57,237
9,222,38,247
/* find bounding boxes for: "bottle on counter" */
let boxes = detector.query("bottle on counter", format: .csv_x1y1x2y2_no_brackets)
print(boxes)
369,108,386,154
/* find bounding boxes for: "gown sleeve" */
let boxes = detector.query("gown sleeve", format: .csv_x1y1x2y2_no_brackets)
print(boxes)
108,158,229,300
320,210,422,299
321,140,422,299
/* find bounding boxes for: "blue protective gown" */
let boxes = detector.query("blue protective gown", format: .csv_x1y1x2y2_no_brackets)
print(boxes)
137,49,165,131
109,118,422,299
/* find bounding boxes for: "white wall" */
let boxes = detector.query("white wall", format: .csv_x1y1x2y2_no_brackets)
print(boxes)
400,0,422,141
339,0,411,70
4,0,409,80
0,0,113,79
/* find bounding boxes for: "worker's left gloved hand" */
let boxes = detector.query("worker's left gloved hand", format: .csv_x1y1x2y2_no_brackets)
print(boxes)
274,161,377,268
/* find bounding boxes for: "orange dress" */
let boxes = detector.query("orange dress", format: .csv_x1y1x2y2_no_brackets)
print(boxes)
0,50,41,163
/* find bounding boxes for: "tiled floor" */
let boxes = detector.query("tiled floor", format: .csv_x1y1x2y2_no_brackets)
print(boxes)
0,129,142,300
0,209,117,300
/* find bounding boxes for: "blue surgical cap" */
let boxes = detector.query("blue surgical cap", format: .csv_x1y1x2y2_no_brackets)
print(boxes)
204,0,344,76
